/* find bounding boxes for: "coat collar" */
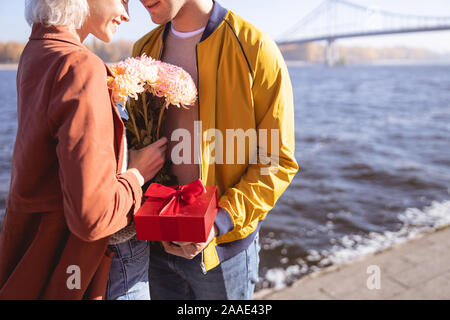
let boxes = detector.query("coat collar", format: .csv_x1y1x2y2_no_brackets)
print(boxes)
29,23,86,49
161,0,228,43
28,25,124,174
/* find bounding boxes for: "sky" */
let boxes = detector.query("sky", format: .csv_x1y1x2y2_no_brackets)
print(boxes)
1,0,450,53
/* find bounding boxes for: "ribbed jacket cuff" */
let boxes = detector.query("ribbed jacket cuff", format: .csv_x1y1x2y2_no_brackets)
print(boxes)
214,207,234,237
119,171,143,216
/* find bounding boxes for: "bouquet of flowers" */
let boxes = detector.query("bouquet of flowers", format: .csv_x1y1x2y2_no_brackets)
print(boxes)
107,54,197,185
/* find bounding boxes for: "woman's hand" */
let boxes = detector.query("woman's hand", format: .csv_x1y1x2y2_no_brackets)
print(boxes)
127,137,168,184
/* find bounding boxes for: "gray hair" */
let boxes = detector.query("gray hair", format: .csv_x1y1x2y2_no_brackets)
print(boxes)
25,0,89,29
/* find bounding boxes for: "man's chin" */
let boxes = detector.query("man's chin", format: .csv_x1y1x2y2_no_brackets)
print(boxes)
150,15,169,25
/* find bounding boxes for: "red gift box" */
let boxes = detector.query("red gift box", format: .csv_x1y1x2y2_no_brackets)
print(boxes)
134,179,218,242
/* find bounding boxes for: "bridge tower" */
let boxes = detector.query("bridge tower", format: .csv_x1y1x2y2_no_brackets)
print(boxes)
276,0,450,66
324,39,338,67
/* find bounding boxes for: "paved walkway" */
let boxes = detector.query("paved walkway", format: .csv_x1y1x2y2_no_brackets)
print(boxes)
255,226,450,299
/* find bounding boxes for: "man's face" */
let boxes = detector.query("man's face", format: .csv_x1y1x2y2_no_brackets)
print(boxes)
140,0,187,25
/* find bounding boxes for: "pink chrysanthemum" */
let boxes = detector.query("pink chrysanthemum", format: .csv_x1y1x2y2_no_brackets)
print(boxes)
107,72,144,105
151,61,198,108
107,54,197,108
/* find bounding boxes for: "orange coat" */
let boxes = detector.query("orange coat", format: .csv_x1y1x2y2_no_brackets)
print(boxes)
0,24,142,299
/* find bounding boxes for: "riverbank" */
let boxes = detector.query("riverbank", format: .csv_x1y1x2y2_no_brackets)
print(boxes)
0,64,18,70
4,60,450,70
255,226,450,299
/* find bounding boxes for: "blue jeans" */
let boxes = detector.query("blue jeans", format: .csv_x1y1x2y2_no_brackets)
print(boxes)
105,236,150,300
148,233,260,300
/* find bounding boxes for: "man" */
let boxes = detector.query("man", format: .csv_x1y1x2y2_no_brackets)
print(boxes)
134,0,298,299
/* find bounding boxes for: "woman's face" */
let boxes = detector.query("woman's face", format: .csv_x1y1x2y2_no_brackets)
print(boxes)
84,0,130,42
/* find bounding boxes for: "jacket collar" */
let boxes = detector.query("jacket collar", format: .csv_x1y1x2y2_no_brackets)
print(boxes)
29,23,85,49
200,1,228,41
161,0,228,43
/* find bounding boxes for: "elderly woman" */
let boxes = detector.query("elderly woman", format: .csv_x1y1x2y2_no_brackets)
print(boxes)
0,0,166,299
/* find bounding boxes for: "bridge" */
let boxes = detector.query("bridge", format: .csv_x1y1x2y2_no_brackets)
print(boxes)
276,0,450,65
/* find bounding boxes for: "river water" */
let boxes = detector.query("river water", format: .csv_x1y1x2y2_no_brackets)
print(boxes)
1,64,449,291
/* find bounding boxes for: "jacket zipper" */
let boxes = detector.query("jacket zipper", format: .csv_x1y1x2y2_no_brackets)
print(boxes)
195,44,207,275
161,33,207,274
158,38,164,60
200,250,207,275
195,44,203,182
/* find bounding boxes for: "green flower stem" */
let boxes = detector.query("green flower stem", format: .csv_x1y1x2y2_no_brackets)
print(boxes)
156,101,166,139
142,92,150,137
126,100,141,146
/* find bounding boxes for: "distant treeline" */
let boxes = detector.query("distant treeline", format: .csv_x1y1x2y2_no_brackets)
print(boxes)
86,39,133,62
1,40,441,64
278,42,439,63
0,42,26,63
0,40,134,63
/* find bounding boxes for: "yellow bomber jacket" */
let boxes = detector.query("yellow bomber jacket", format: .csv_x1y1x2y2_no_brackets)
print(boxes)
133,1,299,271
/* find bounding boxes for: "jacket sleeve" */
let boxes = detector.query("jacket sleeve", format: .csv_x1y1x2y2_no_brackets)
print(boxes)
47,50,143,242
217,36,299,241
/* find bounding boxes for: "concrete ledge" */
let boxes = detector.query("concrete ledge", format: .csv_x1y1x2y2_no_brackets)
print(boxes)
255,226,450,300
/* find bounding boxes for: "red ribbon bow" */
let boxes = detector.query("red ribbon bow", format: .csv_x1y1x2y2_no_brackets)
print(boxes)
144,179,207,216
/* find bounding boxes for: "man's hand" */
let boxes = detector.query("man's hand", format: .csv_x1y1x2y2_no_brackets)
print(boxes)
161,224,218,259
